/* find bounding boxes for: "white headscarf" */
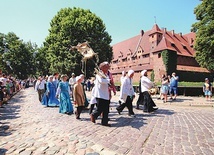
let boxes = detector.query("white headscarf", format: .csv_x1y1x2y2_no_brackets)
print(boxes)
128,70,134,77
76,76,82,82
141,70,147,76
48,75,53,82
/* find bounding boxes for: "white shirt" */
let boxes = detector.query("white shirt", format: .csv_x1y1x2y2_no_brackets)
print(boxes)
119,76,135,102
90,87,97,105
69,77,76,88
35,80,46,91
120,76,126,84
141,76,153,93
93,74,110,100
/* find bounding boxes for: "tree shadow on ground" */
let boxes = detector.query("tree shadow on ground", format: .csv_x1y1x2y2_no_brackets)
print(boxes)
80,101,175,129
109,102,175,129
0,91,25,137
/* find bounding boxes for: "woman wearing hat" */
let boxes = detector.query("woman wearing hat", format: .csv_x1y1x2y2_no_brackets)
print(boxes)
116,69,135,116
56,74,73,115
73,76,85,119
141,70,158,112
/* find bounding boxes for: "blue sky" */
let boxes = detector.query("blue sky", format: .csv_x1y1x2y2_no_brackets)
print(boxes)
0,0,201,46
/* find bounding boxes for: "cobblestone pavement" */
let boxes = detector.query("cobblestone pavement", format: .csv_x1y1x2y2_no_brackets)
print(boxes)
0,87,214,155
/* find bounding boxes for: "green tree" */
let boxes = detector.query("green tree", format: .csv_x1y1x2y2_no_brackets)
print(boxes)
43,7,112,77
34,46,50,76
0,32,37,79
192,0,214,71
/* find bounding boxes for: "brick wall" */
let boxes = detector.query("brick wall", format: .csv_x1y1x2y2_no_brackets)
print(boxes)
153,52,166,82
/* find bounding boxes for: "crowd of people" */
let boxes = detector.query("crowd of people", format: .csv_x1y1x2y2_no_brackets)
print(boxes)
0,72,31,108
157,72,179,103
32,61,158,127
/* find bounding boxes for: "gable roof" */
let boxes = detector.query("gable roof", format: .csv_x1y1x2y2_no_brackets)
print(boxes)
112,24,196,61
149,24,162,35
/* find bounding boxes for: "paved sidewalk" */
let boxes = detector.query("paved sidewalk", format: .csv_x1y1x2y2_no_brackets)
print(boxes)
0,87,214,155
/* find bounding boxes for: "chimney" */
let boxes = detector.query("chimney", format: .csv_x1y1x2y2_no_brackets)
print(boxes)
171,30,174,35
179,32,182,36
141,30,144,36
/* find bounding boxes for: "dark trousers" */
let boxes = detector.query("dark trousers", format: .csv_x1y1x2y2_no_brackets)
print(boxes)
142,91,156,112
37,89,45,102
136,92,144,108
89,104,97,114
75,106,84,119
92,98,110,125
116,96,135,115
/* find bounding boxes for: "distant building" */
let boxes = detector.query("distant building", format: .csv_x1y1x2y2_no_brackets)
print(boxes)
110,24,211,83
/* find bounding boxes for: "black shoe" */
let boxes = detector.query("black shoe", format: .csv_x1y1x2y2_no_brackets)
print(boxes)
102,124,111,127
149,107,158,112
116,108,121,115
153,107,158,111
128,114,136,117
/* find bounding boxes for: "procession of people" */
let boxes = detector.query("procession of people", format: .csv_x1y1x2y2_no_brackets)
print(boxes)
1,60,212,127
31,60,158,127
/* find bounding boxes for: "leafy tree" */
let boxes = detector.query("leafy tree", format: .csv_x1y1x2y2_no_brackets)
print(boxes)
0,32,37,79
192,0,214,71
43,7,112,77
34,46,50,76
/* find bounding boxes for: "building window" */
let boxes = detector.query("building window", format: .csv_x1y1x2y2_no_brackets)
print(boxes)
158,53,161,58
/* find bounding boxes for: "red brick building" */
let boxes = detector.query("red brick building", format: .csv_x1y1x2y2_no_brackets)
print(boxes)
110,24,210,83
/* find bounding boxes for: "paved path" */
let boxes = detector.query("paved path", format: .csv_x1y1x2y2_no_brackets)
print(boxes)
0,87,214,155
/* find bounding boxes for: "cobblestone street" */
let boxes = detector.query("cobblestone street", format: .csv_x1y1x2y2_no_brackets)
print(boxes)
0,87,214,155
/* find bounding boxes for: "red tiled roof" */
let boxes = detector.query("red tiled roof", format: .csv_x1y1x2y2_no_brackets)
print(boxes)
149,24,162,35
112,24,196,61
152,35,176,52
183,32,195,47
112,35,142,61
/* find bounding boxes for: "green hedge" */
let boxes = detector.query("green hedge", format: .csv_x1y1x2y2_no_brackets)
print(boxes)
176,70,213,82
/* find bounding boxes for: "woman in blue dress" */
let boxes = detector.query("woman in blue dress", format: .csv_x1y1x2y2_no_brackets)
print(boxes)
56,74,73,115
46,75,59,106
